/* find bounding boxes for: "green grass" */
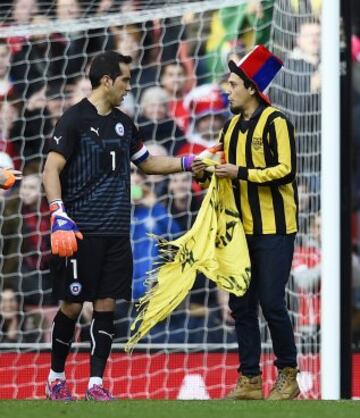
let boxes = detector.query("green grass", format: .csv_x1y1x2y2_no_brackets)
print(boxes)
0,400,359,418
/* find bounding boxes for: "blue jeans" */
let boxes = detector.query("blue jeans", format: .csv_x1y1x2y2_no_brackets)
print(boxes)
229,234,297,376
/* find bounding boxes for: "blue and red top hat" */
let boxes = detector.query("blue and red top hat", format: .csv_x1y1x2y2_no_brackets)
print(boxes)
228,44,283,105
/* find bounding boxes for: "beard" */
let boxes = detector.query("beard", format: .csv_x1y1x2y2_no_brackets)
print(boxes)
230,104,242,114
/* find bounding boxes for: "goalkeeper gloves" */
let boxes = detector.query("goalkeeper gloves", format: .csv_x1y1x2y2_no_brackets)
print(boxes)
0,168,22,190
50,200,83,257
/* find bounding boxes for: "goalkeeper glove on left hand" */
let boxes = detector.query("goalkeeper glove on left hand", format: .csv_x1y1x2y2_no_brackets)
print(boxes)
50,200,83,257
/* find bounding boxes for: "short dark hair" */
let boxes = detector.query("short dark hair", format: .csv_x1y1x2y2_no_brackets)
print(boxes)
228,60,256,91
89,51,132,88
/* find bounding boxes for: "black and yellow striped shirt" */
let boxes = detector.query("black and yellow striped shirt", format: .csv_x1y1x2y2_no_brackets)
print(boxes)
221,105,298,235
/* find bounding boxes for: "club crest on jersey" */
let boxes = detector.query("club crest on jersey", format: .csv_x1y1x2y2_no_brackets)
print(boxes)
69,282,82,296
252,136,263,150
115,123,124,136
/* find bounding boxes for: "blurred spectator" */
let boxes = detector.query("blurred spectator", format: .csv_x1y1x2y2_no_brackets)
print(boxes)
352,246,360,349
119,91,136,118
352,23,360,213
0,286,22,343
293,209,360,352
54,0,88,83
112,24,157,102
1,171,54,306
9,85,53,170
94,0,117,15
352,33,360,64
0,39,13,100
166,171,201,233
155,16,195,91
9,0,38,26
0,285,44,343
297,177,320,238
182,10,213,86
137,86,187,155
0,100,18,153
144,143,169,201
55,0,113,84
67,76,92,107
271,0,322,56
225,42,246,64
56,0,81,21
289,0,322,18
131,167,181,300
10,15,65,98
270,19,321,191
5,0,39,54
46,83,66,128
205,1,274,81
178,83,228,155
160,61,190,132
292,212,321,353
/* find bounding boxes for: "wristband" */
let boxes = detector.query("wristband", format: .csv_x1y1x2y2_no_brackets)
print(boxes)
181,155,195,172
49,199,65,214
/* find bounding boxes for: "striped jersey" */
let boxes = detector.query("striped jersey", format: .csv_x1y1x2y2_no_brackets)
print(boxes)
47,98,149,236
221,105,298,235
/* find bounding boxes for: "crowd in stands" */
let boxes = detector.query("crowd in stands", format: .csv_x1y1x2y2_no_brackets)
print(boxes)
0,0,246,345
1,0,358,351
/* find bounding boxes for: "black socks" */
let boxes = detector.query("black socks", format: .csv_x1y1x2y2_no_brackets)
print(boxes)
89,311,114,378
51,310,77,373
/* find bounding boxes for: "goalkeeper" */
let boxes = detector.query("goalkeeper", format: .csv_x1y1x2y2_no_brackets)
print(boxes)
193,45,300,400
42,50,195,401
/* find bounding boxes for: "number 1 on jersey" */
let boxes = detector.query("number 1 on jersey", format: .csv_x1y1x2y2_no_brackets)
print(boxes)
110,150,116,171
70,259,78,279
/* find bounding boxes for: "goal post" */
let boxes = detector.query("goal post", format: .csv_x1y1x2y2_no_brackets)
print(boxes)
320,0,341,400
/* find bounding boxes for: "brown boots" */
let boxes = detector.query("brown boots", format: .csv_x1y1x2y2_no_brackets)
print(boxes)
267,367,300,400
226,368,300,401
225,375,263,400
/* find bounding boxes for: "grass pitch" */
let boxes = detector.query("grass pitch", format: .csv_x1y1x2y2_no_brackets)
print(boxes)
0,400,359,418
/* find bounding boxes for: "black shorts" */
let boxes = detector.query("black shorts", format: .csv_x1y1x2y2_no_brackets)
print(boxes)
50,235,133,302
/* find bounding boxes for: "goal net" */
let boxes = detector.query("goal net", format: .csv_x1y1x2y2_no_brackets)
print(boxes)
0,0,321,399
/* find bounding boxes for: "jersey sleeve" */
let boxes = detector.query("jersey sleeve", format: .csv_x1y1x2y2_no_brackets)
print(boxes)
130,122,150,165
47,107,79,160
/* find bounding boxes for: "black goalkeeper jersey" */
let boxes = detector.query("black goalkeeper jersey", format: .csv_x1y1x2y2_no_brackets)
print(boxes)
47,98,149,236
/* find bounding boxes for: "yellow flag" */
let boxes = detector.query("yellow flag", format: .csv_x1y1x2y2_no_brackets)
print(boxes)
125,174,251,352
